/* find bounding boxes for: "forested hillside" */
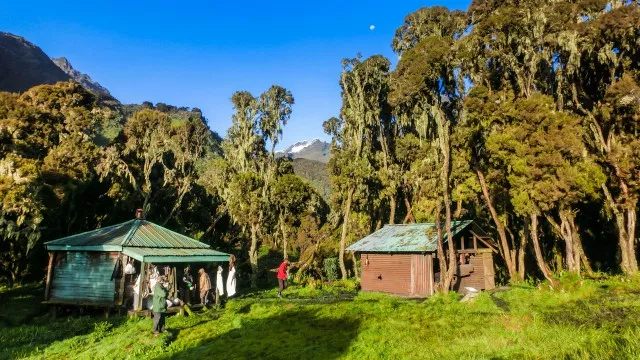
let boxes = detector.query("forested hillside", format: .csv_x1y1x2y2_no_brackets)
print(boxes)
323,0,640,286
0,82,231,284
292,158,331,201
1,0,639,290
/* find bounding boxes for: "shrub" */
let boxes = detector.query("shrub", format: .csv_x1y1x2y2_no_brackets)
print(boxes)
323,257,339,282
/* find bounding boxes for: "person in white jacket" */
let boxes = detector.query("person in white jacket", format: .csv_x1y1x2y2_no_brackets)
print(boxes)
227,263,236,298
215,265,225,305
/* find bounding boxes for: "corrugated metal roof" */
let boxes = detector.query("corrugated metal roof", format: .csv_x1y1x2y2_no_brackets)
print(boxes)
125,222,209,248
45,220,136,247
347,221,473,253
123,247,230,263
45,220,210,250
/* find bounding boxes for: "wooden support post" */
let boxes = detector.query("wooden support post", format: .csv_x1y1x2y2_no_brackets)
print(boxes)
44,252,56,301
49,305,57,319
137,261,146,311
171,266,177,299
473,235,478,250
117,255,126,306
460,237,465,250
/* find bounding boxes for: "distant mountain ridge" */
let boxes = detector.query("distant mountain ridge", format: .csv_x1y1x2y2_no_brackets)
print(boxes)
52,57,111,97
0,32,70,93
0,32,114,102
277,139,331,163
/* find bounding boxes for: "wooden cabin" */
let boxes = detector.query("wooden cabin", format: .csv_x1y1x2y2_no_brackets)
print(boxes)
347,221,496,297
44,215,230,314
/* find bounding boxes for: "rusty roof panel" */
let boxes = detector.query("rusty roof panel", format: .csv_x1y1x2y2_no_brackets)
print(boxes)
347,221,473,253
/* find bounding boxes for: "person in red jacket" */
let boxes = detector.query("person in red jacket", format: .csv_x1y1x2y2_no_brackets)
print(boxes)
277,259,289,298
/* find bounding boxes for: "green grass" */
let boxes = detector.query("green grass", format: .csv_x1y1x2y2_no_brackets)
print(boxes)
2,277,640,359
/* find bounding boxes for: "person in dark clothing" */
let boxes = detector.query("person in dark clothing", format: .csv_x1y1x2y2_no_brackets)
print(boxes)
182,266,194,305
152,276,169,336
277,259,289,298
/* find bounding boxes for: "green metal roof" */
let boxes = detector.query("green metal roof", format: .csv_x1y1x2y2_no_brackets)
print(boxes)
45,219,229,263
123,247,230,263
346,221,473,253
45,220,136,248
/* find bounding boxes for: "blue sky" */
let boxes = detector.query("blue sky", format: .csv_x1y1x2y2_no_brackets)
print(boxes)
2,0,469,149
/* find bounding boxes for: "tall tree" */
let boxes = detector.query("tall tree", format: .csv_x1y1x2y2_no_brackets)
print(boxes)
326,55,391,279
201,87,294,287
97,109,173,216
390,6,467,290
271,173,318,259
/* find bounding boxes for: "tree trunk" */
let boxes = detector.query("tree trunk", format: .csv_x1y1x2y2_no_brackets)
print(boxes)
517,219,527,282
454,186,463,219
565,212,584,275
545,212,578,274
249,223,259,288
352,252,359,278
375,212,383,231
389,196,396,225
339,187,355,279
477,169,516,278
437,115,456,291
560,213,576,272
602,184,638,275
402,195,415,224
280,220,288,260
435,200,448,292
530,214,554,284
442,148,456,291
626,209,637,274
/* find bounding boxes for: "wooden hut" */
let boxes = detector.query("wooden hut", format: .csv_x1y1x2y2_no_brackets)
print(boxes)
43,214,230,314
347,221,496,297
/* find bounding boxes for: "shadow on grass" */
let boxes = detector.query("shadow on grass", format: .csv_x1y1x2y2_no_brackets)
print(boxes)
540,295,640,330
161,308,361,360
0,314,130,359
0,285,47,326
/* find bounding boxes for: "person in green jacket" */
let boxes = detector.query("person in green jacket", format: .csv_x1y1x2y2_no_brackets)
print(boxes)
152,276,169,336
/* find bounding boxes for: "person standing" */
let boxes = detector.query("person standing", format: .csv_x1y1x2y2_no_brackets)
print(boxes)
198,268,211,305
152,276,168,336
227,255,237,298
215,265,225,306
182,266,194,305
277,259,289,298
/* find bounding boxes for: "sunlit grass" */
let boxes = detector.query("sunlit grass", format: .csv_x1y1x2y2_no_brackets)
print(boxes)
2,277,640,359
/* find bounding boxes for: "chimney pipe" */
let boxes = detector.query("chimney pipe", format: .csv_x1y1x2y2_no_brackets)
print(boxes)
136,209,144,219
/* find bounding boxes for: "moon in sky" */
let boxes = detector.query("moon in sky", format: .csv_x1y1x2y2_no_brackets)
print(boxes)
369,25,375,30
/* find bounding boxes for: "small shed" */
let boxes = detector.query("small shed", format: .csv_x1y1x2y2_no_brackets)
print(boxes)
43,216,230,312
347,220,496,297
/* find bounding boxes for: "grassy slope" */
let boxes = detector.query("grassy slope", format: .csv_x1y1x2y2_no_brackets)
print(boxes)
2,278,640,360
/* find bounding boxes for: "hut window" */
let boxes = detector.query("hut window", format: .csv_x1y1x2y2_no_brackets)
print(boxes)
365,255,370,266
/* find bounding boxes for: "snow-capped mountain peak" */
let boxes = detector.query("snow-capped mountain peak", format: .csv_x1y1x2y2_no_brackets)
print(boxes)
277,139,331,163
288,139,320,153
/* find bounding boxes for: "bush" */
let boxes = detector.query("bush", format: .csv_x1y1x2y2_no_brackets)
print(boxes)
323,257,339,282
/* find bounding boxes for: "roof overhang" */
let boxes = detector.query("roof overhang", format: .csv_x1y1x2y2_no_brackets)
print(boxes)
122,247,230,263
45,245,123,252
